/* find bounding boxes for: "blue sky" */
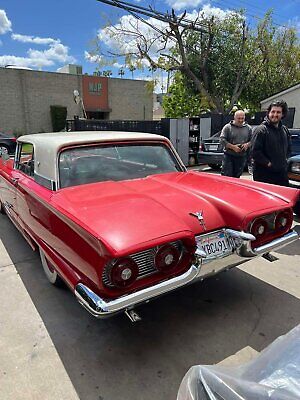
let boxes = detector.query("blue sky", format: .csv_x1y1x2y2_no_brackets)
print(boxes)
0,0,299,85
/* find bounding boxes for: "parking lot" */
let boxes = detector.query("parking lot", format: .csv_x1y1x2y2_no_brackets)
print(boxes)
1,168,300,400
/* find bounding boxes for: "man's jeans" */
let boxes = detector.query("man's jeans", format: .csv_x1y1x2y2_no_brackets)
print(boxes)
221,153,247,178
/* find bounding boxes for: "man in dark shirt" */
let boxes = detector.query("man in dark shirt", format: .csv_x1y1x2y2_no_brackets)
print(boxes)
252,100,291,186
220,110,252,178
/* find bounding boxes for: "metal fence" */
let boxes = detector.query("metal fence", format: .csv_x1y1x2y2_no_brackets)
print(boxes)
66,118,164,135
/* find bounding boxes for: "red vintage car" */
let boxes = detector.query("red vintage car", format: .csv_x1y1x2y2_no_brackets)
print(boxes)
0,132,299,321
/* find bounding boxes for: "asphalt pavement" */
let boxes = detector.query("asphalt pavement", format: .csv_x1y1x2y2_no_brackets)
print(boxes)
0,168,300,400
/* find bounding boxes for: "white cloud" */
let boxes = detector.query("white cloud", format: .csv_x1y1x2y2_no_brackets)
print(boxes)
28,42,75,64
96,4,231,65
97,14,171,61
0,10,75,70
0,42,76,69
11,33,57,45
0,54,54,68
84,51,103,63
0,9,12,34
166,0,204,11
199,4,230,19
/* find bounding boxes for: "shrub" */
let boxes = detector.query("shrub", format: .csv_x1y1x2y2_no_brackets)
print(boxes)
50,105,67,132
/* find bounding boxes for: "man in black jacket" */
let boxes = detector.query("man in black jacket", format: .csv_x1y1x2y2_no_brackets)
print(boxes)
252,100,291,186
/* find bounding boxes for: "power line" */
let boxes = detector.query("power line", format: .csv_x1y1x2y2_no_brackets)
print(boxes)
211,0,291,29
96,0,210,33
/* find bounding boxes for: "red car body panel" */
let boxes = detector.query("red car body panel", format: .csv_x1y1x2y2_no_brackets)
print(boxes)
0,136,299,306
51,171,298,253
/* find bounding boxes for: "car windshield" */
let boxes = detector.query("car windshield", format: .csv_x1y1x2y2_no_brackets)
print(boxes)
59,143,182,188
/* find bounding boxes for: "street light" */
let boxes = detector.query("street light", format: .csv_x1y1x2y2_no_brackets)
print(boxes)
73,89,87,119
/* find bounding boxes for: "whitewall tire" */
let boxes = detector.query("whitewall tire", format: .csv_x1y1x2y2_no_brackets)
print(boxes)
39,247,63,287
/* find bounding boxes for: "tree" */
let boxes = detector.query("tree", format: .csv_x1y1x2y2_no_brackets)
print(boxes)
118,68,125,78
102,69,113,77
162,72,209,117
128,64,136,78
241,13,300,110
94,8,300,114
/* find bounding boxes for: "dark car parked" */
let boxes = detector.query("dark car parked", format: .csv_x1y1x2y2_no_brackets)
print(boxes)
288,154,300,183
198,131,223,169
0,132,17,155
198,128,300,170
290,129,300,157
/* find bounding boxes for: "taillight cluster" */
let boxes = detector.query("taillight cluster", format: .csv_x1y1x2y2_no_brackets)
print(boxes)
109,258,139,288
274,210,291,231
104,243,184,289
154,244,181,273
250,218,268,238
249,209,293,246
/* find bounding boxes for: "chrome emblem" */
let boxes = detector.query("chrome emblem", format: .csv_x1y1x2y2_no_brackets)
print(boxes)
190,211,206,231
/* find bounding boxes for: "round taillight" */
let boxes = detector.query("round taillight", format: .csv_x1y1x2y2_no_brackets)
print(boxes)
250,218,268,238
275,210,292,231
154,244,180,273
110,258,138,288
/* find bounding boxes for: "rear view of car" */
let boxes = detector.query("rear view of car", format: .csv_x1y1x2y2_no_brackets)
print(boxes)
0,132,17,155
198,131,224,169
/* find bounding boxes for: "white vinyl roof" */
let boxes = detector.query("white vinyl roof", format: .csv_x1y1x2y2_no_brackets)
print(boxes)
17,131,173,185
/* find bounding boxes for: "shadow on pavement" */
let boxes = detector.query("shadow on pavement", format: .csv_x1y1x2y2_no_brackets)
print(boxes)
1,214,300,400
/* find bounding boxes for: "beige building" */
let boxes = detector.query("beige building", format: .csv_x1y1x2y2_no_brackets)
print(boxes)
260,83,300,128
0,67,153,135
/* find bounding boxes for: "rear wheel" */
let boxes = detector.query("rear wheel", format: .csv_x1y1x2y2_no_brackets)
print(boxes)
39,248,63,287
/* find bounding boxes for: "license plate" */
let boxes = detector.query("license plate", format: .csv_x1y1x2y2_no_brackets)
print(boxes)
196,231,234,259
209,144,218,151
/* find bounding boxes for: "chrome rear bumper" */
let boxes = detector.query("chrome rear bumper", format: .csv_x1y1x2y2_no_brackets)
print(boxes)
75,229,299,318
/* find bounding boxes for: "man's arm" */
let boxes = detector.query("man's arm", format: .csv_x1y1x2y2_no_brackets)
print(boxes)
239,126,253,151
252,126,271,166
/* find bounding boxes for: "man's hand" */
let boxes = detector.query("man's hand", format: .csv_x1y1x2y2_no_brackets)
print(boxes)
227,143,242,153
239,142,250,151
267,161,272,167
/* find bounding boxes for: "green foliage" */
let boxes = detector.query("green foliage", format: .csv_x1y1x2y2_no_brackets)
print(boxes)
163,73,209,117
94,9,300,113
50,105,67,132
241,13,300,108
172,11,300,112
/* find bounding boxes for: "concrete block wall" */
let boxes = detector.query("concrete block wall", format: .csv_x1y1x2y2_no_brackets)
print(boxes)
108,78,153,120
0,68,153,136
0,68,83,135
22,70,82,134
0,68,26,135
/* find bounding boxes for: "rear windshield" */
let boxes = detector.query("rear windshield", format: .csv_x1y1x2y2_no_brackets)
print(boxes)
59,143,182,188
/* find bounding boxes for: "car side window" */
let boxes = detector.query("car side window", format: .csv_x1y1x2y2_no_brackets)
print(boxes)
16,143,34,177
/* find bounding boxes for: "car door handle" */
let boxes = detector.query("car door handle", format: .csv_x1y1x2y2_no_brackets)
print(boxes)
291,135,299,138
